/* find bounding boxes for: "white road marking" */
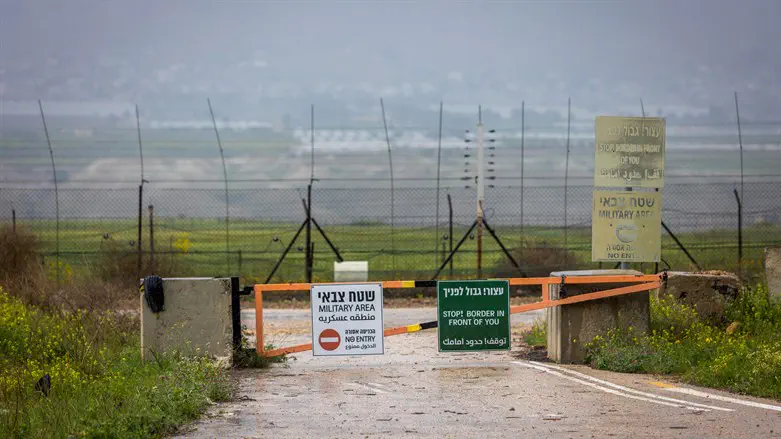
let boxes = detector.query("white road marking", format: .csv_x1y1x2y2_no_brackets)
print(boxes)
527,361,734,412
512,361,728,412
368,382,390,391
348,382,388,394
663,387,781,412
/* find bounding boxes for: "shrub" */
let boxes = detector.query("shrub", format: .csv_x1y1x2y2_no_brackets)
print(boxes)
93,237,181,287
650,292,701,337
522,319,547,347
0,228,139,311
0,288,234,438
585,284,781,399
0,225,41,280
493,241,582,279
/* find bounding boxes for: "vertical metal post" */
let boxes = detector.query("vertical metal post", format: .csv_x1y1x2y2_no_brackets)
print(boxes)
207,98,231,274
735,92,744,203
476,106,485,279
11,209,16,233
38,100,59,286
310,104,315,183
564,98,571,266
734,189,742,271
520,100,525,248
255,290,264,355
231,277,241,350
149,205,155,272
448,193,454,278
309,242,315,281
136,104,145,281
434,101,444,268
380,98,396,277
136,104,145,181
137,185,143,277
625,101,647,270
305,184,313,283
307,106,315,283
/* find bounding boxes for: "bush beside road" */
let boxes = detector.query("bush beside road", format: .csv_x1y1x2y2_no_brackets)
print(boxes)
0,289,234,438
583,285,781,400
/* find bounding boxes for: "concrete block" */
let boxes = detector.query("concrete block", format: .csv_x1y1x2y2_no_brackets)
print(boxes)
546,269,651,364
141,277,234,365
334,261,368,282
766,247,781,302
658,271,740,320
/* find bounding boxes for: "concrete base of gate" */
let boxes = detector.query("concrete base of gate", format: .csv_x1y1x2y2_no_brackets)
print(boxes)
766,246,781,303
141,277,234,367
546,269,651,364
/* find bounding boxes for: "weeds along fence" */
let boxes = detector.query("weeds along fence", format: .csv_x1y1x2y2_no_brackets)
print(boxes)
2,179,780,284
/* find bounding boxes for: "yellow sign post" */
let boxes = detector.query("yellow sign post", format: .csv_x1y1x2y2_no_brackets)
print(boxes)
592,115,665,263
591,190,662,262
594,116,665,189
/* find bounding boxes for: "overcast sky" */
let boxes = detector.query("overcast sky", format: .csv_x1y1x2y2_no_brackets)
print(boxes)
2,0,780,118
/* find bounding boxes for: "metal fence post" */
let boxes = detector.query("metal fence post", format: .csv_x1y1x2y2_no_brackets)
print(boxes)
207,98,231,275
137,185,143,279
380,98,396,278
734,189,742,272
148,204,155,272
448,193,454,278
435,101,444,268
564,98,571,266
305,184,313,283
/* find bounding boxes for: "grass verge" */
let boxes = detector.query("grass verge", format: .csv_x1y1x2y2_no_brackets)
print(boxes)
0,288,235,438
585,284,781,400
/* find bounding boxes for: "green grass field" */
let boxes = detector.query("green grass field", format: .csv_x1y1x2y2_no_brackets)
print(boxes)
13,217,779,284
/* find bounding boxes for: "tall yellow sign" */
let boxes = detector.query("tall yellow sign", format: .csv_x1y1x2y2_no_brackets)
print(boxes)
591,190,661,262
592,116,665,263
594,116,665,189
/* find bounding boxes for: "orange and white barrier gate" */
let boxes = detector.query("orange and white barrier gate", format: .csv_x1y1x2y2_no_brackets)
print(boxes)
254,274,662,358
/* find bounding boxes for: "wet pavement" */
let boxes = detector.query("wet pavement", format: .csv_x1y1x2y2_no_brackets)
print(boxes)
175,309,781,439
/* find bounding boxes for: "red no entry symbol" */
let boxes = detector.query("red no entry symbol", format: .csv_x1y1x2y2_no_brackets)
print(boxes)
318,328,341,351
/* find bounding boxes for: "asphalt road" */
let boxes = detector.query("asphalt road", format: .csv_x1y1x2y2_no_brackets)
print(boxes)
175,308,781,439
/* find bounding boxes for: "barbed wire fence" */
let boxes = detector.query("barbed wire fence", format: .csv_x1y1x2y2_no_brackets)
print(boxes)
2,96,780,285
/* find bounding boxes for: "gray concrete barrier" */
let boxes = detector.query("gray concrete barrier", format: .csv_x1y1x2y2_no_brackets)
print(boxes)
658,271,740,321
140,277,235,366
546,269,651,364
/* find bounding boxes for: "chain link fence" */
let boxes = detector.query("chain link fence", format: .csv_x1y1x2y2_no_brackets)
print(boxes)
3,98,780,284
2,180,780,283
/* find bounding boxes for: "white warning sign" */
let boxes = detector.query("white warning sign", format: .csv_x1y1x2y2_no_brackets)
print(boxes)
311,283,384,356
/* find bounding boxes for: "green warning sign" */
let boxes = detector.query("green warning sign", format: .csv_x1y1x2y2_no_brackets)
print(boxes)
437,280,511,352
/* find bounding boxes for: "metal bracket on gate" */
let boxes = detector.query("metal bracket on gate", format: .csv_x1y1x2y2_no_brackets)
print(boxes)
558,275,567,298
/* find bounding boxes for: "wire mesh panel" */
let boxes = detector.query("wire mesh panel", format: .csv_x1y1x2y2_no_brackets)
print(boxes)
2,102,780,284
3,181,781,282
